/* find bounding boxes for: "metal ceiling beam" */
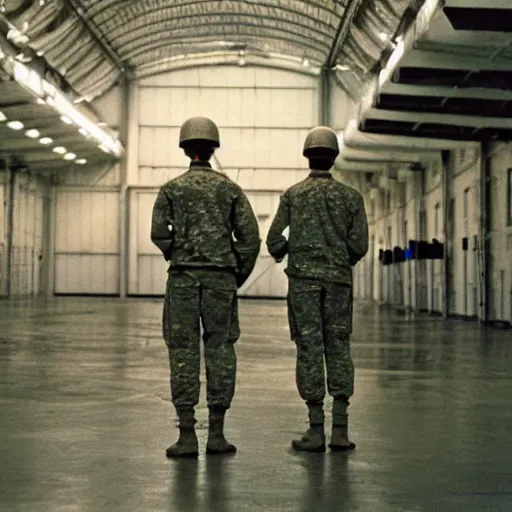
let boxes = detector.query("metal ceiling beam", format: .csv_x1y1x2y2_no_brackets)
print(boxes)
381,82,512,101
325,0,362,69
342,120,479,151
62,0,127,75
363,107,512,129
399,49,512,71
341,145,426,163
444,0,511,8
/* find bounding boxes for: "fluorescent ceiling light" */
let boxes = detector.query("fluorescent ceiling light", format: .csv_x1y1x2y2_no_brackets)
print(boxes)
61,115,73,124
63,153,76,161
379,32,388,41
7,121,25,131
53,146,66,154
0,111,6,122
12,60,123,157
98,144,110,153
25,129,40,138
7,120,24,131
76,158,87,165
79,128,88,136
39,137,53,145
36,98,46,105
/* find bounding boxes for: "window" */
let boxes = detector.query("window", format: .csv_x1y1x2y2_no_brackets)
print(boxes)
508,169,512,226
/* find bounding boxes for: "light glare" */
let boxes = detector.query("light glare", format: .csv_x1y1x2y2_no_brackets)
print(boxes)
7,120,24,131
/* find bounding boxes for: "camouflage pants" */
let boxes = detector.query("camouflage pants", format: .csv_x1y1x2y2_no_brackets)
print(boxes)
287,277,354,402
163,268,240,410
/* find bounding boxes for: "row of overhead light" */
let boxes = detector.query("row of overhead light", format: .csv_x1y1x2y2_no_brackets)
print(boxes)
0,109,87,165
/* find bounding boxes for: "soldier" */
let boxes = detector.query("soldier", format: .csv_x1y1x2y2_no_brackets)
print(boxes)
151,117,261,458
266,126,368,452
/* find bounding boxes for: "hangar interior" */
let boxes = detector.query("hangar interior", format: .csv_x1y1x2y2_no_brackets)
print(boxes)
1,1,512,511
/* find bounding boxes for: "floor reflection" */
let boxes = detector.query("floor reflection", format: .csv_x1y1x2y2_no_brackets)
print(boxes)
169,458,199,512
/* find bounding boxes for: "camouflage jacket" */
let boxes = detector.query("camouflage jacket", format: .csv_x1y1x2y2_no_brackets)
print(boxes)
266,170,369,285
151,162,261,284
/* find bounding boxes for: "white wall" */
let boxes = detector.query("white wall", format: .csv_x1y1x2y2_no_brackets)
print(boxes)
129,65,320,297
359,142,512,323
488,142,512,323
0,170,45,297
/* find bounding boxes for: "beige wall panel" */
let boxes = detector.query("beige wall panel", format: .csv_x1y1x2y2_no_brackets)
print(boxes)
54,254,119,294
55,191,119,253
58,164,121,187
133,66,318,297
138,66,313,89
330,85,350,130
488,142,512,321
139,126,311,170
451,160,479,317
54,190,120,294
140,87,316,129
92,85,122,128
139,69,202,88
136,256,167,296
128,190,168,295
136,192,160,255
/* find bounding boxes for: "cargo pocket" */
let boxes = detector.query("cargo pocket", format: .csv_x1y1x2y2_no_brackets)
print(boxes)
287,294,298,342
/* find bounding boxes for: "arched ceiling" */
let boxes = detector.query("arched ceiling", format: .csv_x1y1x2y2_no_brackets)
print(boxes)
3,0,417,100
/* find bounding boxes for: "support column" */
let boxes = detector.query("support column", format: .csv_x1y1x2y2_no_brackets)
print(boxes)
441,150,452,318
119,76,132,299
319,68,331,126
42,181,56,300
479,142,491,323
6,166,16,299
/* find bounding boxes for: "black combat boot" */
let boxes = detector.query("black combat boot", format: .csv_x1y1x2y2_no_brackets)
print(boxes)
206,407,237,455
329,397,356,452
291,400,326,452
165,408,199,458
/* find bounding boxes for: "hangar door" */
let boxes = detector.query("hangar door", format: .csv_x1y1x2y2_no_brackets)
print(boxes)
130,66,318,297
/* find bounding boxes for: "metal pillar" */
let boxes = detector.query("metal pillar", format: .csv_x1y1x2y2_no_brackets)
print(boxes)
119,76,131,299
319,68,331,126
6,166,15,299
479,142,491,323
441,150,451,318
42,182,56,300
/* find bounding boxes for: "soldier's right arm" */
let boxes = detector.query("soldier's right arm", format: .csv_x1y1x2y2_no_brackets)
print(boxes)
347,193,369,265
232,189,261,287
266,193,290,262
151,187,174,261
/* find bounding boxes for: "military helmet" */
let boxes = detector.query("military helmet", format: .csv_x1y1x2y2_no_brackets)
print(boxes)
179,117,220,148
303,126,339,157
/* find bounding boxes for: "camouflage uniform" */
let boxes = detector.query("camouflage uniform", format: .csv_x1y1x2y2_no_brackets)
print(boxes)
267,170,368,401
151,161,260,411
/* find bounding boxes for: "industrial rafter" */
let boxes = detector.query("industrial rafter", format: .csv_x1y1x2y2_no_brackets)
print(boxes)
62,0,127,76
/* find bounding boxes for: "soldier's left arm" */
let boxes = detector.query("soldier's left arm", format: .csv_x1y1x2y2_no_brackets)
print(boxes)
151,187,174,261
266,193,290,262
347,192,369,264
232,190,261,286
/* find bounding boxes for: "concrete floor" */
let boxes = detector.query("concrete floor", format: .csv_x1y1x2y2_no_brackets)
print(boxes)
0,298,511,512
